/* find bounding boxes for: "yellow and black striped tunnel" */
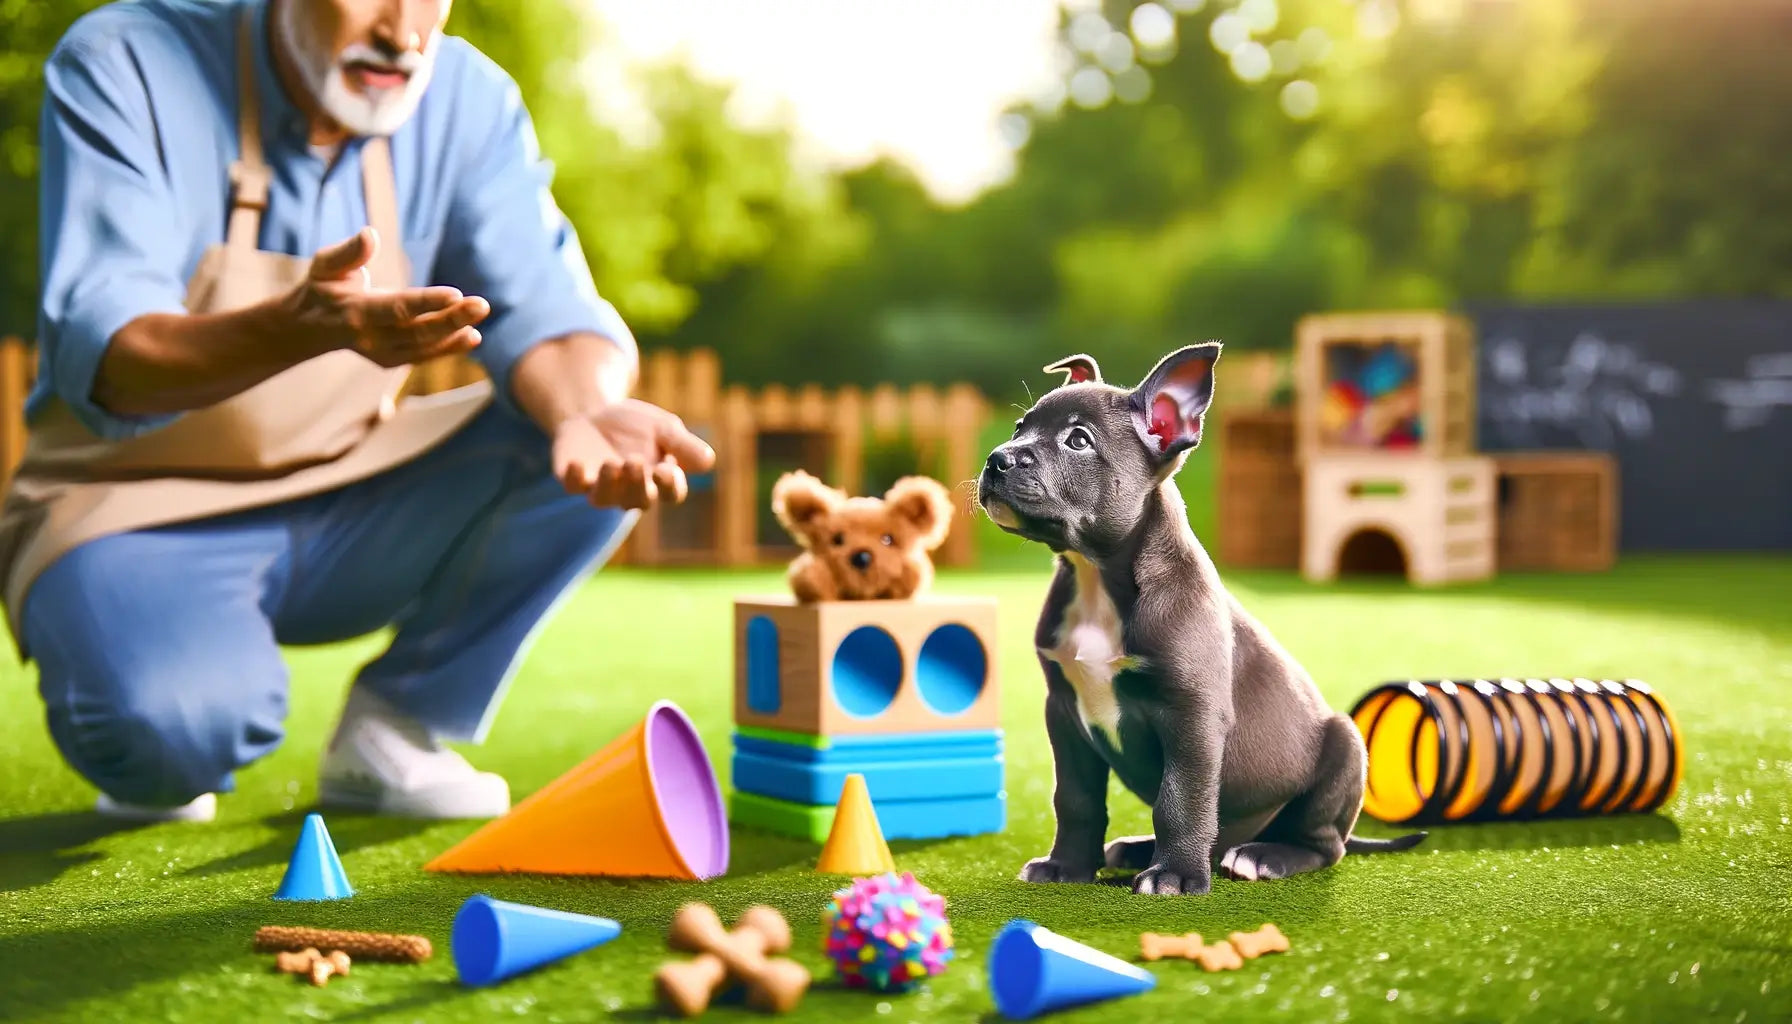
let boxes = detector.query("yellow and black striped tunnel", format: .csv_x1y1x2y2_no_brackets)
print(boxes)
1348,678,1682,825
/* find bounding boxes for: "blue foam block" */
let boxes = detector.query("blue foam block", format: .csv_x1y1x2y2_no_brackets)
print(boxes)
732,749,1004,804
731,729,1004,804
877,792,1007,840
734,729,1003,763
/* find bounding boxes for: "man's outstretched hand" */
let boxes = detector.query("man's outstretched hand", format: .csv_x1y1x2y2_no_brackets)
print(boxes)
552,400,716,510
291,227,491,366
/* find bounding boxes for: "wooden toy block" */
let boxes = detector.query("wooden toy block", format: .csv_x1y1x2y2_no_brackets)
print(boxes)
1493,452,1618,571
1302,453,1496,585
734,596,999,737
1296,311,1476,462
1217,408,1302,568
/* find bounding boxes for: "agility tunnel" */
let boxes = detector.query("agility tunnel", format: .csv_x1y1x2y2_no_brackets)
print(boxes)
1349,678,1681,825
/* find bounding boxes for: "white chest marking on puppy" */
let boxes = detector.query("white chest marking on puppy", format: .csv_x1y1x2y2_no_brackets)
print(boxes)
1041,552,1136,749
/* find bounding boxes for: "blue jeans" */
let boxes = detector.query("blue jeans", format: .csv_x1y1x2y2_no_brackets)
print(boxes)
23,403,635,807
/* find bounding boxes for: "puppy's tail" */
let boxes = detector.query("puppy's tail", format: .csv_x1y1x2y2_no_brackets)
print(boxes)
1344,831,1428,854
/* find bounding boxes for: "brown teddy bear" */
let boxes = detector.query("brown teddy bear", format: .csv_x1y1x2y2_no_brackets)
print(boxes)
770,470,955,601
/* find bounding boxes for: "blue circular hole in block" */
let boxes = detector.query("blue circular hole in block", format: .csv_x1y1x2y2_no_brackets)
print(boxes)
745,616,781,714
916,622,987,716
830,625,902,718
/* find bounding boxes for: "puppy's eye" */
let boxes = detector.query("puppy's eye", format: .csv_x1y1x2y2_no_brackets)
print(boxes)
1064,427,1093,451
832,532,845,546
881,534,893,546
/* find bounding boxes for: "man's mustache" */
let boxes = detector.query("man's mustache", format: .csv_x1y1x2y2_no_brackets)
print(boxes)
338,40,430,73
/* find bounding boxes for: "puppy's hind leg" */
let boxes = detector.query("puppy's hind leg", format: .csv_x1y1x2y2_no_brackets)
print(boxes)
1218,715,1369,882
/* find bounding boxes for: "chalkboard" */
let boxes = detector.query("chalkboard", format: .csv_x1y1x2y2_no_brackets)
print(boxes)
1464,301,1792,552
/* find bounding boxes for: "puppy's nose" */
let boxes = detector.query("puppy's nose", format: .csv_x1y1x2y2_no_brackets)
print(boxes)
988,448,1016,473
850,549,872,570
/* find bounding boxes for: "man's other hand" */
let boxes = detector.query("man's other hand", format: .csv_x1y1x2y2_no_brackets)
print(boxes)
292,227,491,366
552,400,717,510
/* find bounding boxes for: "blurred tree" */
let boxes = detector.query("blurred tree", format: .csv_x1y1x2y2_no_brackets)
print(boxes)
0,0,112,336
7,0,1791,395
0,0,848,343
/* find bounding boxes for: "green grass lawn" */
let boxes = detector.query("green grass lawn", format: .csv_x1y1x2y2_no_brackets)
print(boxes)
1,556,1789,1022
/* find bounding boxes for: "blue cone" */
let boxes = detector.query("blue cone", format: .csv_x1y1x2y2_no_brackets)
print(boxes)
273,813,354,901
988,919,1156,1020
452,894,622,987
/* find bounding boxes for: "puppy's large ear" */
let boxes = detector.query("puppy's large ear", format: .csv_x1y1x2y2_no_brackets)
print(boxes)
1128,342,1221,461
771,470,841,544
1043,354,1102,387
884,476,955,551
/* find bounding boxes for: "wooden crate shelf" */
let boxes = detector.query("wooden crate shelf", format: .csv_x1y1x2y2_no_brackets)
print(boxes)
1494,452,1618,571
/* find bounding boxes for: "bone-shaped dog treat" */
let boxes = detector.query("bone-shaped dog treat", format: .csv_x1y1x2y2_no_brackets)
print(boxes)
273,948,352,986
1139,932,1205,961
656,906,794,1017
663,904,809,1014
1194,940,1244,972
1228,923,1289,959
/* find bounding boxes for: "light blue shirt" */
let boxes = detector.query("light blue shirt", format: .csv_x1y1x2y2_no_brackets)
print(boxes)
35,0,635,440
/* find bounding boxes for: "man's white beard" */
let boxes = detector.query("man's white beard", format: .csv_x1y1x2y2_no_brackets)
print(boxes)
275,0,439,137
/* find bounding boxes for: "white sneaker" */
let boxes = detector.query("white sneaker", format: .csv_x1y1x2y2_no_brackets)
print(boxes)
318,688,511,819
96,791,217,823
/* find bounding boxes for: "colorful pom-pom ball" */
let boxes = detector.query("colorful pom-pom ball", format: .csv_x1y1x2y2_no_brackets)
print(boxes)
821,872,954,993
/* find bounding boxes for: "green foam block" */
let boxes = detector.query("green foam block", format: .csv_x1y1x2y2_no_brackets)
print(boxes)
733,724,830,750
728,791,835,843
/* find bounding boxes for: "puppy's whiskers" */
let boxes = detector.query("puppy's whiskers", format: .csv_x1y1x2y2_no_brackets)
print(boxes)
951,477,983,518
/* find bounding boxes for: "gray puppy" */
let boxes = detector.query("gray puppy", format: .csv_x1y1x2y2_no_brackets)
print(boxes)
976,343,1424,896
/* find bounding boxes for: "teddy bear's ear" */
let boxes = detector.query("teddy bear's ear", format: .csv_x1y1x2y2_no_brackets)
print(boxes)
771,470,840,541
883,476,955,551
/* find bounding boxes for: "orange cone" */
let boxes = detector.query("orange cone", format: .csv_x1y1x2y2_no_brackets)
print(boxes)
816,773,896,875
424,701,729,880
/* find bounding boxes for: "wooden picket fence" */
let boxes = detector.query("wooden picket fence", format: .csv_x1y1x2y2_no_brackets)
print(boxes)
0,338,36,494
624,347,991,567
0,337,1284,570
0,341,994,566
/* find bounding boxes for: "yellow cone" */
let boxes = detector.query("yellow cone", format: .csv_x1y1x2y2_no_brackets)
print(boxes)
816,773,896,875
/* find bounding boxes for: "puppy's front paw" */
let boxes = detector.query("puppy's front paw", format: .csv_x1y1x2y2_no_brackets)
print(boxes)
1132,863,1211,896
1017,856,1096,884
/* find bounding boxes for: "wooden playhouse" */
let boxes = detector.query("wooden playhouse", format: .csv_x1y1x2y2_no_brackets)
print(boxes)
1215,312,1618,584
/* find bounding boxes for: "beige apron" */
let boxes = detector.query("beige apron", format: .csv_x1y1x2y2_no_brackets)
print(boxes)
0,8,492,657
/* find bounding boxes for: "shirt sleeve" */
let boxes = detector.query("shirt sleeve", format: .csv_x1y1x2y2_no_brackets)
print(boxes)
35,26,189,439
433,61,637,419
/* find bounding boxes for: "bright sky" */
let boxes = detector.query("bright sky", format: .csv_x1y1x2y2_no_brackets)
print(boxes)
581,0,1081,204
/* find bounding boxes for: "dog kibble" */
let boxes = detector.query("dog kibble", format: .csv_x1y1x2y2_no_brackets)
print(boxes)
1229,924,1289,959
1194,940,1245,972
1139,932,1205,961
